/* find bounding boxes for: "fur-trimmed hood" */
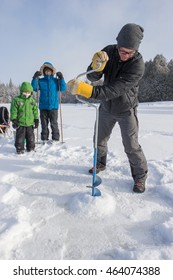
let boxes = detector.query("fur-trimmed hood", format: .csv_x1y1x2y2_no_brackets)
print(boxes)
40,62,56,75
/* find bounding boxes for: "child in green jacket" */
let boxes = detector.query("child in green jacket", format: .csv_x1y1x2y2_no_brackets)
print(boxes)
10,82,39,154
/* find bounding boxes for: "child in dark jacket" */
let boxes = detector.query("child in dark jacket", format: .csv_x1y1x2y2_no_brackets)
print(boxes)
10,82,39,154
31,62,66,143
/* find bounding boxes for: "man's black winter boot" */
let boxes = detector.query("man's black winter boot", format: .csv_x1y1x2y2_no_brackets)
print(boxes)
133,180,146,193
89,163,106,174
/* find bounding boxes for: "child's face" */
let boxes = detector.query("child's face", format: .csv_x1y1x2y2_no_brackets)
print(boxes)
45,69,53,76
23,91,31,98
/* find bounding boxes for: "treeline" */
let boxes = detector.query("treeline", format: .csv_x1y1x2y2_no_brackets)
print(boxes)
139,54,173,102
1,54,173,104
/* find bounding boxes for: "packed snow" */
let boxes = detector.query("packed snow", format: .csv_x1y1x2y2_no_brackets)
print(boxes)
0,102,173,260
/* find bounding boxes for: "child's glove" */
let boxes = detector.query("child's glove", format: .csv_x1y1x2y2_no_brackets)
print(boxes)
34,119,39,129
33,71,42,79
12,120,18,129
56,72,64,80
67,79,93,98
91,51,109,72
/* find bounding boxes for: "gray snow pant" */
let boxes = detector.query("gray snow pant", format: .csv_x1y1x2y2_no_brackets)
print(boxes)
95,106,148,182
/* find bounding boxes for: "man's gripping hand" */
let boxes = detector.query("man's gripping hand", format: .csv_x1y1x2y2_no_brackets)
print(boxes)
91,51,109,72
67,79,93,98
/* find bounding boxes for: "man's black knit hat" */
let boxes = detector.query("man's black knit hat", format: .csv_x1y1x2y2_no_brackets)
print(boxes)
116,23,144,51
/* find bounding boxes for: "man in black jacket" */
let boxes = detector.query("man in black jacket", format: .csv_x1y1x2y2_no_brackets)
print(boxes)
67,23,148,193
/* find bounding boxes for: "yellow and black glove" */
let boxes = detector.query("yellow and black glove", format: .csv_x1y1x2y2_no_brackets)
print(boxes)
67,79,93,98
91,51,109,72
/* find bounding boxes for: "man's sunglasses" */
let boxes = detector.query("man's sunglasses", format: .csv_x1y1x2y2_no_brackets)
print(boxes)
118,48,136,57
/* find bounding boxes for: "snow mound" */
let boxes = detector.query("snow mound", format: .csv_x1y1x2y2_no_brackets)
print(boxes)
67,191,116,219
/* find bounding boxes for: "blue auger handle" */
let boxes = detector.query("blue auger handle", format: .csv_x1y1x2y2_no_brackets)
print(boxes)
76,64,102,197
92,148,101,196
91,104,101,196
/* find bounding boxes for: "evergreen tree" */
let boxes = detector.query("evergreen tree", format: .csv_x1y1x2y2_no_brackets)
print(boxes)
9,78,13,88
166,59,173,100
139,54,170,102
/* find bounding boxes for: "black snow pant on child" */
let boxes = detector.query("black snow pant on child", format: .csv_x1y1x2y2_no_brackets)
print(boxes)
15,126,35,153
40,109,60,141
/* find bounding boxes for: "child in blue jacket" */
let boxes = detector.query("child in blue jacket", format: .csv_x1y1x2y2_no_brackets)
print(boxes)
31,62,66,143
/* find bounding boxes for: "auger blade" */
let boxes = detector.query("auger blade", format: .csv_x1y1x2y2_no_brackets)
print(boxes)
93,175,102,187
86,175,102,196
92,186,101,197
92,174,102,196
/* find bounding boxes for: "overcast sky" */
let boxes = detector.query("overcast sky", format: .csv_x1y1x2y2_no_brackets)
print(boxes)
0,0,172,85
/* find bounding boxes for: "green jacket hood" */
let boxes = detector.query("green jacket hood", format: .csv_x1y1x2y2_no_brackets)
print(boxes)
20,82,33,93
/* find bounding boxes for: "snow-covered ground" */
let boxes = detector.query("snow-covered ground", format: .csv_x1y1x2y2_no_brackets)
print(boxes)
0,102,173,260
